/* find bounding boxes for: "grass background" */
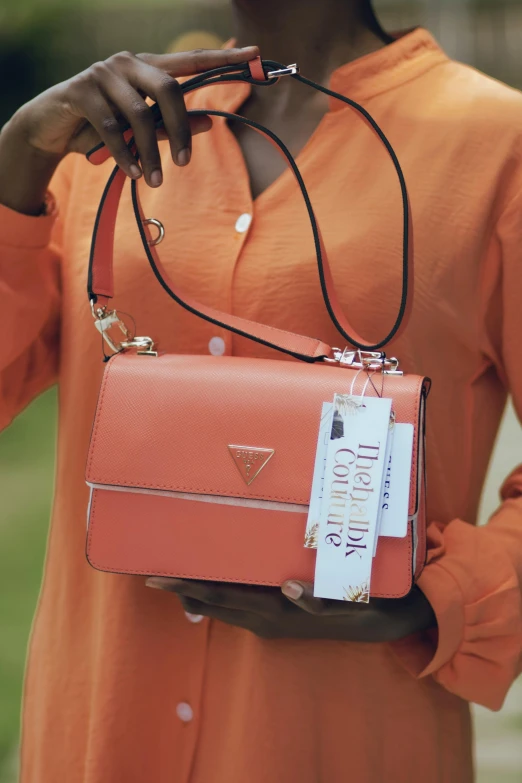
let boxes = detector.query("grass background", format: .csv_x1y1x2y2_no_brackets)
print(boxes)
0,391,57,777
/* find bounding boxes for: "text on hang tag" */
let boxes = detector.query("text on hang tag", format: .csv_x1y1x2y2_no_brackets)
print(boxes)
377,423,414,540
313,394,392,602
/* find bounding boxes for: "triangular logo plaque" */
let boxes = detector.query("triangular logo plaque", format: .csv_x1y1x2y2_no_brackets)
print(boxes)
228,445,275,486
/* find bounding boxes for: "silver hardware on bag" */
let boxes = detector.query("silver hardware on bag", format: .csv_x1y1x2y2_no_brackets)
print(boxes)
143,218,165,246
120,336,158,357
267,63,299,79
93,310,129,354
91,302,157,357
324,348,403,375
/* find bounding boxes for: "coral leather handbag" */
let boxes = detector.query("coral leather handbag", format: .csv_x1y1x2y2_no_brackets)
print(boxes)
85,57,430,599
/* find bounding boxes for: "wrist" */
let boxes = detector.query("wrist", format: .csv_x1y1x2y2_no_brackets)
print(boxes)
0,113,64,215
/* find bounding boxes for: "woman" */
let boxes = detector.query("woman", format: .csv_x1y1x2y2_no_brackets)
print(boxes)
1,1,521,781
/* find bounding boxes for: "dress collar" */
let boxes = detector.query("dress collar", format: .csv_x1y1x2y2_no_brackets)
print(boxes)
328,27,448,107
188,28,448,115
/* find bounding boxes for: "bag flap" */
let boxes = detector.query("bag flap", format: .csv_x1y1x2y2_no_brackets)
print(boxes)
86,353,427,512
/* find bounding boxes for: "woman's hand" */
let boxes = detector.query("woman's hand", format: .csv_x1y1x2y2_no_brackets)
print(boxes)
0,46,259,213
146,577,436,642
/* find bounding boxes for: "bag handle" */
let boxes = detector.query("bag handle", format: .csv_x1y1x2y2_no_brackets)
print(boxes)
87,58,413,359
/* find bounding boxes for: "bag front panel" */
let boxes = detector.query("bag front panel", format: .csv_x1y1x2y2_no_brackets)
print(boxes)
86,485,423,598
86,353,426,511
85,352,428,597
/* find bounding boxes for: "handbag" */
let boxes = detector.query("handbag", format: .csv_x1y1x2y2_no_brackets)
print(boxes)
85,57,430,599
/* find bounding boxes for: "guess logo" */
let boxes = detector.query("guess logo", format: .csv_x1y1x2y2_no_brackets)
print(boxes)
227,445,275,486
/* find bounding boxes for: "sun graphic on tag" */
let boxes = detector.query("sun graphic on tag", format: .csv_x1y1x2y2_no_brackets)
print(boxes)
334,395,367,417
304,523,319,549
343,581,370,604
228,446,275,486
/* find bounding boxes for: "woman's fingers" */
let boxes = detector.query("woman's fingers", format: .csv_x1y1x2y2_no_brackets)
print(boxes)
146,577,286,616
281,581,370,615
95,58,177,185
131,48,259,170
137,46,260,77
123,58,194,169
108,94,161,186
84,50,232,183
76,88,142,180
148,582,279,638
177,595,258,629
19,46,258,164
157,116,213,142
155,77,192,167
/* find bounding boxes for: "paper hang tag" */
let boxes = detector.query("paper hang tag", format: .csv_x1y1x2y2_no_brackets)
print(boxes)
377,423,414,539
306,407,413,553
305,402,334,549
372,417,395,556
313,394,393,603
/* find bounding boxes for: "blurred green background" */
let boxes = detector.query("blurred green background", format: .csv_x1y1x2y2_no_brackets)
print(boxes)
0,1,521,782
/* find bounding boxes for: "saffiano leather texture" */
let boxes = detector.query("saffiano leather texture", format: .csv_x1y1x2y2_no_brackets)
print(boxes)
86,354,428,598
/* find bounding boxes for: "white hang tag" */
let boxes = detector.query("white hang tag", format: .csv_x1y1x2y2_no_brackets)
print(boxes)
314,394,392,603
373,419,395,557
305,402,334,549
377,423,414,539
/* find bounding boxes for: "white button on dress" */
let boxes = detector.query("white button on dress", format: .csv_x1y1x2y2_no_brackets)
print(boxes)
235,213,252,233
185,611,204,624
176,702,194,723
208,336,226,356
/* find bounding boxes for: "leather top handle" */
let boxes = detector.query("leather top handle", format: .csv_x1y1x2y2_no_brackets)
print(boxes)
87,58,413,359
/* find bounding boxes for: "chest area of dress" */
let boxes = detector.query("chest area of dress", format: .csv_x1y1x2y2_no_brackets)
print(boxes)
65,129,485,360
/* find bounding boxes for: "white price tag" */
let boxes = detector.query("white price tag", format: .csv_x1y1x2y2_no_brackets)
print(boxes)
313,395,392,602
377,423,414,539
373,420,395,556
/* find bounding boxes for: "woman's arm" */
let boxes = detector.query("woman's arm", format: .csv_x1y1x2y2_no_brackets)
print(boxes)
0,45,259,430
388,188,522,712
0,150,69,430
0,46,258,207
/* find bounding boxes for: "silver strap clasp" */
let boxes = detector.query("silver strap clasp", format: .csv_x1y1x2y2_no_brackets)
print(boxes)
324,348,402,375
91,302,157,357
267,63,299,79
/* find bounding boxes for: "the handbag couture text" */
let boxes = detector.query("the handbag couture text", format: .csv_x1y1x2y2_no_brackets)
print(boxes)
307,394,413,602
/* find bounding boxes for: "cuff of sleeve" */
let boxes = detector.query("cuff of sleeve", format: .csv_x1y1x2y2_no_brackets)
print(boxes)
0,193,58,248
389,519,522,710
389,562,465,677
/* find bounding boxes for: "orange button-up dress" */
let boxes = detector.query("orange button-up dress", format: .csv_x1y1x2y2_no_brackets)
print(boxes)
1,28,522,783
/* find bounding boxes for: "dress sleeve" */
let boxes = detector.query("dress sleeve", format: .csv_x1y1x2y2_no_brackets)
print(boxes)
0,159,71,432
389,191,522,712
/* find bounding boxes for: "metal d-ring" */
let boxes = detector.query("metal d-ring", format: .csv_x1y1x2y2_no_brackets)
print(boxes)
143,218,165,246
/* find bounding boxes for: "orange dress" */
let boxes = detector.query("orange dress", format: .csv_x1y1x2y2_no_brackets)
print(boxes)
1,28,522,783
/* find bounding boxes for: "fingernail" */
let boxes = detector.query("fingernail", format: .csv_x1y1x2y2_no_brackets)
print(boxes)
146,578,163,589
150,169,163,188
282,581,304,600
176,148,191,167
129,164,142,179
